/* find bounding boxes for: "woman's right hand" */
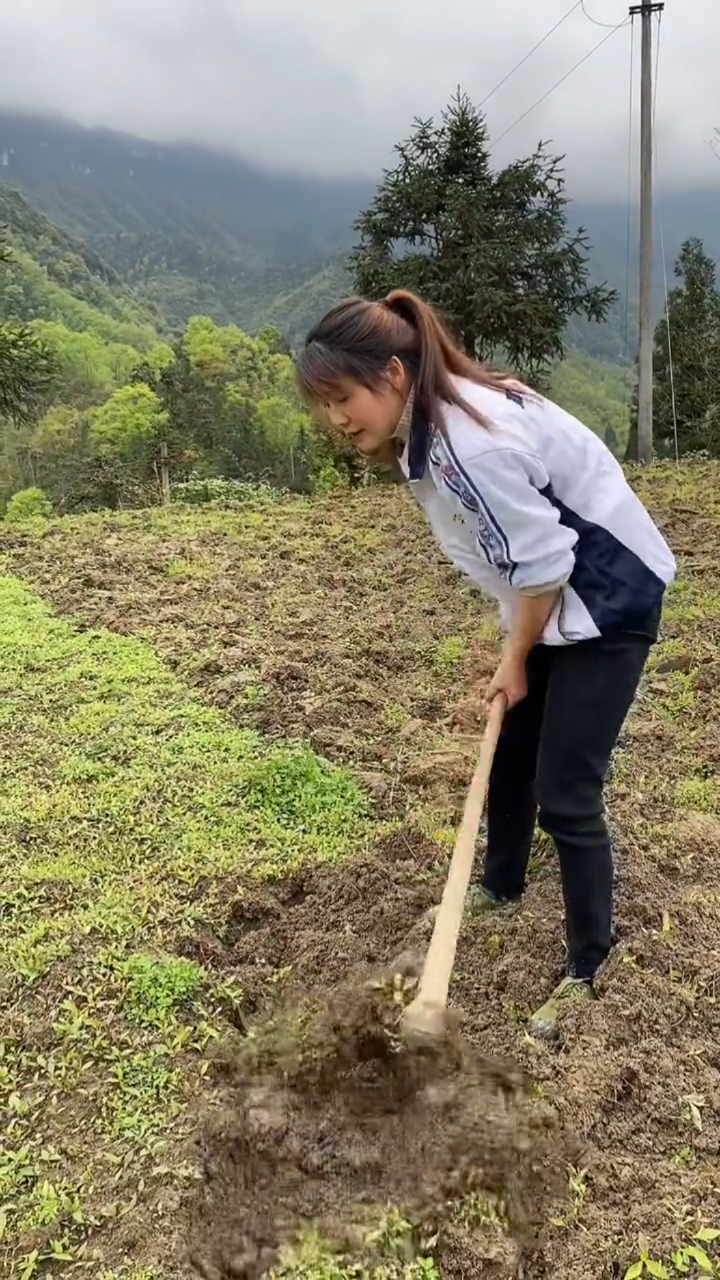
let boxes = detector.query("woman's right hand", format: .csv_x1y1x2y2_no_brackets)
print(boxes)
487,652,528,709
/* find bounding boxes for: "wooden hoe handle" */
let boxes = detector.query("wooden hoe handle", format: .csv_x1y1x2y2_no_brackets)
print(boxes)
402,694,506,1042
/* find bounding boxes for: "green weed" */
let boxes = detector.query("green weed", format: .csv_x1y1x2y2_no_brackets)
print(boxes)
382,701,409,729
675,776,720,813
551,1167,590,1230
624,1226,720,1278
242,745,369,837
101,1048,182,1140
433,635,466,673
98,1269,164,1280
120,954,205,1028
166,556,212,579
273,1216,440,1280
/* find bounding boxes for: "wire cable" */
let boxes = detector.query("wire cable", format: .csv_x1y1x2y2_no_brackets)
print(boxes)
493,21,629,146
479,1,584,109
581,0,627,29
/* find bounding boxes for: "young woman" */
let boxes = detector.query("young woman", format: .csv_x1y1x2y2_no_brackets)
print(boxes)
298,289,675,1040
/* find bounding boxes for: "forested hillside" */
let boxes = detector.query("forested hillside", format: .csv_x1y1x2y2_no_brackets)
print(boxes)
0,186,162,349
0,174,634,518
0,186,173,425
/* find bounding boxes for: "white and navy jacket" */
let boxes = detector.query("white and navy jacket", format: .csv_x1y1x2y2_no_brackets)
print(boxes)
397,377,676,646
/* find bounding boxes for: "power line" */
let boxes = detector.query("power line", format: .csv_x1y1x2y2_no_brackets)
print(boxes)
493,21,629,146
478,1,584,109
581,0,627,28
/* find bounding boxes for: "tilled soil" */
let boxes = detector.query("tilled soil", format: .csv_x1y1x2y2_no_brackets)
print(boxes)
176,812,720,1277
187,1010,562,1280
177,833,443,1013
181,836,569,1280
3,466,720,1277
178,810,720,1278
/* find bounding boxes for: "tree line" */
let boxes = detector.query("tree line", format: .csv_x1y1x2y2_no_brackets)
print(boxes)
1,92,718,517
0,303,354,514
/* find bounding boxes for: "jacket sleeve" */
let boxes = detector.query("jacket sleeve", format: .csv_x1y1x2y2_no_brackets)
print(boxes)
459,447,578,592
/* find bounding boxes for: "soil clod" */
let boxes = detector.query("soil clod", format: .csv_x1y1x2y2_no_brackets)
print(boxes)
185,934,568,1279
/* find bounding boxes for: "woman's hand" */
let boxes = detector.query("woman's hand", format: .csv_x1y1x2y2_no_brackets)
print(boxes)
487,652,528,709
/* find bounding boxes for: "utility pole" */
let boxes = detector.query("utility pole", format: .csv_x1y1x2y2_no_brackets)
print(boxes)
630,1,664,464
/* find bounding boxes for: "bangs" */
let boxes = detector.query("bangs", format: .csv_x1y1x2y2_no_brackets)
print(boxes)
297,341,379,406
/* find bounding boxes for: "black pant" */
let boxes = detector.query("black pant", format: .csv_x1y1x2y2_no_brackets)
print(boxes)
482,634,650,981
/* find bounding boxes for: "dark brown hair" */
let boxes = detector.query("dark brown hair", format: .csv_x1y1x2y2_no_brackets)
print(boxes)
297,289,524,434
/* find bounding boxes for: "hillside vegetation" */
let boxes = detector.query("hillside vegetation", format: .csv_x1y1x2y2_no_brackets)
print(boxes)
1,462,719,1279
0,190,348,512
0,185,162,350
0,186,171,437
552,349,631,453
0,182,636,523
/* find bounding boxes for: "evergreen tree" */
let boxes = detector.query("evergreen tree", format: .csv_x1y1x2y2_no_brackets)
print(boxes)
351,92,616,380
0,236,54,425
653,237,720,457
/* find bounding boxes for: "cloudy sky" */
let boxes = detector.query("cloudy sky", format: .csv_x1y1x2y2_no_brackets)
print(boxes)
1,0,717,197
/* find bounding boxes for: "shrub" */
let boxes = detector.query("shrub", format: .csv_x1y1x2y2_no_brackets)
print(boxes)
311,464,351,495
5,486,52,523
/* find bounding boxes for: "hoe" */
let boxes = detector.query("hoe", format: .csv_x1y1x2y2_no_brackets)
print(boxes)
401,694,506,1048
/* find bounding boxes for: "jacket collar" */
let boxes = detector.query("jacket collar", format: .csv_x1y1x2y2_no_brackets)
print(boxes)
394,386,431,481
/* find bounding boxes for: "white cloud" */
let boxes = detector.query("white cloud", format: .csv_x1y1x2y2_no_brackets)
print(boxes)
0,0,718,196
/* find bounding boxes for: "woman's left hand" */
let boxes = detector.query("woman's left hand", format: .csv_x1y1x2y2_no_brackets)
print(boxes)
487,653,528,709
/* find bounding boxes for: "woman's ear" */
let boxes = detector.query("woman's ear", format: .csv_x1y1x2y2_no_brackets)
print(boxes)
386,355,408,392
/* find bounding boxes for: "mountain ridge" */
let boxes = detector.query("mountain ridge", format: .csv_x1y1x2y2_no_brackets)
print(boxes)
1,108,718,353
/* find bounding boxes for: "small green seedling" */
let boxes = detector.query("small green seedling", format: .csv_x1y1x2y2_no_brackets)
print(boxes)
624,1239,669,1279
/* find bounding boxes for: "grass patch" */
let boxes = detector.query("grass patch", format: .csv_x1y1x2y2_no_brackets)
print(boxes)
0,574,376,1276
242,745,369,833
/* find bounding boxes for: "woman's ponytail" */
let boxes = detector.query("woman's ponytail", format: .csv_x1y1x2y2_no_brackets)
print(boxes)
384,290,456,420
383,289,511,430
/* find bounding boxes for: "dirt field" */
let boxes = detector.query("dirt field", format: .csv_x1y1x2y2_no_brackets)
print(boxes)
2,461,720,1279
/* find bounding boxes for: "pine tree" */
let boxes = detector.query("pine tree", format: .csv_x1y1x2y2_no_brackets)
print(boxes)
351,92,616,380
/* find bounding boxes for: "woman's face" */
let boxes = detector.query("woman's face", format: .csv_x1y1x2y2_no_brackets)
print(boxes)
322,358,409,455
